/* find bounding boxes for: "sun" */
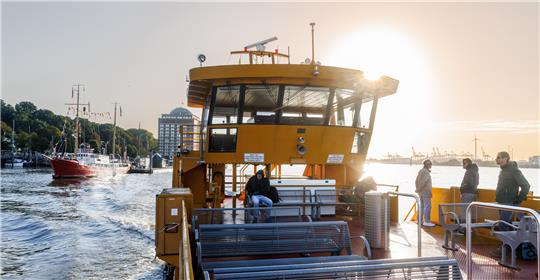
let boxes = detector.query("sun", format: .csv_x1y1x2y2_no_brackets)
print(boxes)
327,27,427,82
326,27,435,158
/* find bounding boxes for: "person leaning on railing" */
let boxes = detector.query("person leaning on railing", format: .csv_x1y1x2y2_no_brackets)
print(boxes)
495,151,531,230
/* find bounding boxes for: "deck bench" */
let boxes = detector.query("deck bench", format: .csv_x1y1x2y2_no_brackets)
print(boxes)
202,255,365,273
191,207,304,237
206,256,462,280
196,221,352,269
438,203,494,251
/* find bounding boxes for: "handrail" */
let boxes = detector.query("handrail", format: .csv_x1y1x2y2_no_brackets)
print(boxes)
466,202,540,279
179,200,194,280
377,184,399,192
179,125,202,153
387,191,422,257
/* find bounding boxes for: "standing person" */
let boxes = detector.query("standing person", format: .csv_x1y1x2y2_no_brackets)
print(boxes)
460,158,479,212
495,151,530,228
246,170,273,222
415,159,435,227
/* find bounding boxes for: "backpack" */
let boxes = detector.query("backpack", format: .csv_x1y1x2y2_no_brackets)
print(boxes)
518,242,537,260
266,186,281,203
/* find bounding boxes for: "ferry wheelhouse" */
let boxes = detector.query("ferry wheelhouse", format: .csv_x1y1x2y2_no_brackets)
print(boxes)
155,36,540,280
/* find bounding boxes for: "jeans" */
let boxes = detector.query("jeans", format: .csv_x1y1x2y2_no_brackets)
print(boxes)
421,195,432,223
251,195,273,220
460,193,476,221
498,203,522,231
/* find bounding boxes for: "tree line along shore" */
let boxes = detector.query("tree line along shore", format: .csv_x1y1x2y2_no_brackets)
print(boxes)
1,100,157,158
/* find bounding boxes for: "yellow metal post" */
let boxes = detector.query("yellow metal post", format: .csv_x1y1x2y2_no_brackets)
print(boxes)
232,164,237,208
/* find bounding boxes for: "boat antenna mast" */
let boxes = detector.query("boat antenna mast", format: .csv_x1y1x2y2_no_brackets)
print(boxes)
65,84,89,154
310,22,315,65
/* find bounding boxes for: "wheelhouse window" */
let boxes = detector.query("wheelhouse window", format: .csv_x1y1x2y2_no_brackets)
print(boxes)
244,85,279,124
207,85,375,128
351,131,368,154
210,86,240,124
281,86,329,125
208,128,237,152
359,99,374,129
329,89,356,126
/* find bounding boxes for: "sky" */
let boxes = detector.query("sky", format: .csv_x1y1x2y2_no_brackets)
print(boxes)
2,2,539,160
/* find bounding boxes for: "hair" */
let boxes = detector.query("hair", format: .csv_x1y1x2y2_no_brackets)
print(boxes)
256,169,265,176
463,158,472,165
497,151,510,160
423,159,432,167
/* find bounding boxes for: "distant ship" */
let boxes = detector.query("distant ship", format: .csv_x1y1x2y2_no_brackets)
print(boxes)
46,144,130,179
46,85,129,179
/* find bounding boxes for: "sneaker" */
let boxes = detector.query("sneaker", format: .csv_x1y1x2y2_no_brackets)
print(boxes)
423,222,436,227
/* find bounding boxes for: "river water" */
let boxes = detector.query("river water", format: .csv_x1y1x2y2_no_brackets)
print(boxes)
1,164,538,279
1,168,170,279
364,162,539,194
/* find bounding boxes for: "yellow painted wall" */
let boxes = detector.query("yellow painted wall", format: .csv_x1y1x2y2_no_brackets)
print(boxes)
204,124,363,164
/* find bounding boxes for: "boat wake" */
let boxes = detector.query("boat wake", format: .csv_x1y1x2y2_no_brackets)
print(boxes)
1,169,169,279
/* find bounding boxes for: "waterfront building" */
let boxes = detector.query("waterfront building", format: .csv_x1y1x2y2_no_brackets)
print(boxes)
530,155,540,167
157,107,199,159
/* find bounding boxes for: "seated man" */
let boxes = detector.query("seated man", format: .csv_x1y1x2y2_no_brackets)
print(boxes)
246,170,273,222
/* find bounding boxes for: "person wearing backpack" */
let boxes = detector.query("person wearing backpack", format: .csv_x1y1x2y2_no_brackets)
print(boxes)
246,170,273,222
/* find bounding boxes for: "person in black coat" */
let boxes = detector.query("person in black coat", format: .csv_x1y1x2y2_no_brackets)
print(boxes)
460,158,479,223
246,170,273,222
460,158,479,203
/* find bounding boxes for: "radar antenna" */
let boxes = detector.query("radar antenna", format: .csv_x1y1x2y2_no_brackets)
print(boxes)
244,37,278,52
231,36,288,65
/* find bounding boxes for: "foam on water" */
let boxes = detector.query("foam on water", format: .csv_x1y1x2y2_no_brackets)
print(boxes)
1,168,170,279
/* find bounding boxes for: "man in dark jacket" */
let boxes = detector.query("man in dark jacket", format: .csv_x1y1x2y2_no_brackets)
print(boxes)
460,158,479,222
246,170,272,222
495,151,531,228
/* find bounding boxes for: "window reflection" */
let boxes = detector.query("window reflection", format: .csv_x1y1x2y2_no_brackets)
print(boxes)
208,85,373,128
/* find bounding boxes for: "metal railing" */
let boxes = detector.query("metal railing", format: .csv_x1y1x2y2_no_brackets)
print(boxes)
466,202,540,279
179,200,194,280
179,125,202,153
377,184,399,192
387,191,422,257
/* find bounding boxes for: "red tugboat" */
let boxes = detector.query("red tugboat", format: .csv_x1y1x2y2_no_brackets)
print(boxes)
47,144,130,179
47,85,130,179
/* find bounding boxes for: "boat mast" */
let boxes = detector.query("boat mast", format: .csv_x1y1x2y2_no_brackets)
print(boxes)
11,119,15,153
67,84,86,154
137,121,141,157
111,102,120,158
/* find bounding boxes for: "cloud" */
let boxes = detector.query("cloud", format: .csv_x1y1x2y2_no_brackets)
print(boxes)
443,120,539,134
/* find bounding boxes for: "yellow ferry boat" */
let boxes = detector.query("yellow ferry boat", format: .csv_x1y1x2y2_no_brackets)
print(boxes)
154,27,540,280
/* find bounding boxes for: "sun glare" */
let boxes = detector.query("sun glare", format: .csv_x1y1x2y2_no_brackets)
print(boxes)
327,27,434,157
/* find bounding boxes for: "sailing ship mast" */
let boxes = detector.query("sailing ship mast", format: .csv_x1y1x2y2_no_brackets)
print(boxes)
65,84,89,154
111,102,121,159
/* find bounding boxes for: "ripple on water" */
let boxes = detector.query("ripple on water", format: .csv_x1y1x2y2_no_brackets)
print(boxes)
1,168,171,279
